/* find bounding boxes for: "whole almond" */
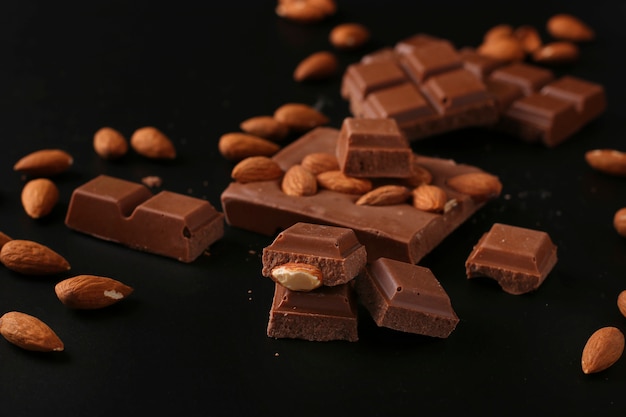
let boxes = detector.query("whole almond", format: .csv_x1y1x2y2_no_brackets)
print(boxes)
0,239,70,275
581,326,625,374
514,25,542,53
275,0,336,24
0,232,11,250
446,172,503,201
130,126,176,159
412,184,448,213
613,208,626,237
356,185,410,206
219,133,281,161
55,275,134,309
401,158,434,188
330,23,370,50
547,13,595,42
271,262,323,291
483,24,514,44
316,170,372,195
273,103,329,132
477,37,526,62
294,51,339,82
0,311,64,352
21,178,59,219
301,152,339,175
93,127,128,159
239,116,289,141
282,164,318,196
532,41,579,64
13,149,73,177
618,290,626,318
231,156,283,183
585,149,626,176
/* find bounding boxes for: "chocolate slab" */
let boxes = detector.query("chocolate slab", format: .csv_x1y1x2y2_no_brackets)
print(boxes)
221,127,497,264
465,223,558,295
261,222,367,286
354,257,459,338
65,175,224,262
266,282,359,342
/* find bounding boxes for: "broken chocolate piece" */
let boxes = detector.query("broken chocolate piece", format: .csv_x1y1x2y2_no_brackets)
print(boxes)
465,223,558,295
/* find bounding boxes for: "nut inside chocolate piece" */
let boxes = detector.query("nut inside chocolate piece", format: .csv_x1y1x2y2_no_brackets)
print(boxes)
465,223,558,295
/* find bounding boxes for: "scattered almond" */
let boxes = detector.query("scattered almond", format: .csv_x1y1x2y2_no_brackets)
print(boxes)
618,290,626,318
294,51,339,82
483,24,514,44
316,170,373,194
130,126,176,159
275,0,336,24
585,149,626,176
301,152,339,175
446,172,503,201
282,164,318,196
547,13,595,42
21,178,59,219
240,116,289,141
55,275,134,309
613,208,626,237
581,326,624,374
0,232,11,250
477,37,525,62
141,175,163,188
13,149,73,177
329,23,371,50
356,185,410,206
271,262,323,291
218,132,281,161
532,41,579,64
0,239,70,275
231,156,283,184
412,184,448,213
514,25,542,53
0,311,64,352
273,103,329,132
93,127,128,159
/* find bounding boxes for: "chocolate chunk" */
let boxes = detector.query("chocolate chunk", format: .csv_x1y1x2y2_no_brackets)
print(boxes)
354,257,459,338
65,175,224,262
266,282,359,342
465,223,558,295
488,62,555,95
262,222,367,286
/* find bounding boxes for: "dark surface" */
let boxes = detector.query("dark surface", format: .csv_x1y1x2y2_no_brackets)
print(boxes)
1,1,625,416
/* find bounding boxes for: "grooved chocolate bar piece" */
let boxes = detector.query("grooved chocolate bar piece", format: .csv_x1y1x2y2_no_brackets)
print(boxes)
267,282,359,342
65,175,224,262
465,223,558,295
261,222,367,286
354,257,459,338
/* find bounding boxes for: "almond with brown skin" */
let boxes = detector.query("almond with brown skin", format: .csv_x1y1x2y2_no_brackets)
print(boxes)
0,311,64,352
273,103,329,132
55,275,134,309
293,51,339,82
356,185,410,206
483,24,514,43
282,164,317,196
613,208,626,237
547,13,595,42
514,25,542,53
412,184,448,213
239,116,289,141
401,158,433,188
0,239,70,275
218,132,281,161
130,126,176,159
0,232,11,250
301,152,339,175
13,149,73,177
617,290,626,318
231,156,283,184
270,262,323,291
329,23,370,50
316,170,372,194
581,326,624,374
446,172,502,201
21,178,59,219
93,127,128,159
477,37,525,62
275,0,336,24
585,149,626,176
532,41,579,64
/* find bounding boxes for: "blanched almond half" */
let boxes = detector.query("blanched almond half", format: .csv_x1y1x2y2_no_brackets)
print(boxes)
271,262,323,291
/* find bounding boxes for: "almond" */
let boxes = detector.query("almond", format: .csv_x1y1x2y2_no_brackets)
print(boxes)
239,116,289,141
401,158,434,187
477,36,525,62
532,41,579,64
483,24,514,43
294,51,339,82
93,127,128,159
356,185,410,206
581,326,625,374
231,156,283,183
13,149,73,177
282,164,318,196
21,178,59,219
55,275,134,309
316,170,372,194
329,23,371,50
0,239,70,275
273,103,329,132
130,126,176,159
275,0,336,24
613,208,626,237
514,25,542,53
446,172,502,201
618,290,626,318
547,13,595,42
0,232,11,250
218,132,281,161
0,311,64,352
301,152,339,175
412,184,448,213
270,262,323,291
585,149,626,176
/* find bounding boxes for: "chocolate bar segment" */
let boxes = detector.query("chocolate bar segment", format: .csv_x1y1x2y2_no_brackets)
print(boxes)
354,257,459,338
465,223,558,295
65,175,224,262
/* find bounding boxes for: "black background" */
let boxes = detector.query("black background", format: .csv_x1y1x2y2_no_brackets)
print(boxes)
1,1,626,416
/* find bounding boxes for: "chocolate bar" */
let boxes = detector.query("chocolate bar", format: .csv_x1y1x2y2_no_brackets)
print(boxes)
465,223,558,295
221,127,498,264
65,175,224,262
354,257,459,338
266,282,359,342
261,222,367,286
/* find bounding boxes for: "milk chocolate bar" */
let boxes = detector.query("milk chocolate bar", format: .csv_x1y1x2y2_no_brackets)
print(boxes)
261,222,367,286
354,257,459,338
465,223,558,295
65,175,224,262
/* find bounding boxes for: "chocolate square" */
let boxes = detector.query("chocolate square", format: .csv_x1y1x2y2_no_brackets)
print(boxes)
540,76,607,122
421,68,492,115
489,62,555,96
399,41,463,83
362,83,436,126
341,60,408,101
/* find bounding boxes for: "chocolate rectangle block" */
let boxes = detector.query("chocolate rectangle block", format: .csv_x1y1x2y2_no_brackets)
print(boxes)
465,223,558,295
354,257,459,338
65,175,224,262
267,282,358,342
